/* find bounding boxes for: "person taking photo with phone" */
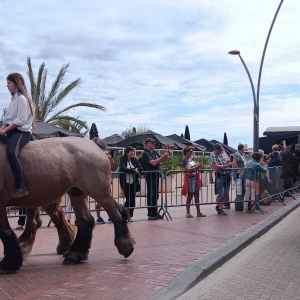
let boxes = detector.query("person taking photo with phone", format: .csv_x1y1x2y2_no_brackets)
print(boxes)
182,146,206,218
141,138,170,220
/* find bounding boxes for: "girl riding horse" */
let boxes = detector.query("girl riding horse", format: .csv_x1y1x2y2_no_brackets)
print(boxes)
0,73,35,198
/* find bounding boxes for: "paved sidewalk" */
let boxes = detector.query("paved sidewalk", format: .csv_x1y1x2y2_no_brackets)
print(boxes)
0,196,297,300
177,205,300,300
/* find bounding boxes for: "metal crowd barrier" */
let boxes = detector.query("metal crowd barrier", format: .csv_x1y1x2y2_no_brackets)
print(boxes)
6,166,300,222
163,167,260,220
109,170,167,219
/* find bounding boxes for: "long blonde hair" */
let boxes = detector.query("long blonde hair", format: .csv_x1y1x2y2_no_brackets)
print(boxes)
6,73,36,130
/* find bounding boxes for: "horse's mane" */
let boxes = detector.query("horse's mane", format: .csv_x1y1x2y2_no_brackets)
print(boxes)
281,146,291,158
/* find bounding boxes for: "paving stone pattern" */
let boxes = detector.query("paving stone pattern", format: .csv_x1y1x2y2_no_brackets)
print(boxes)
0,197,295,300
177,204,300,300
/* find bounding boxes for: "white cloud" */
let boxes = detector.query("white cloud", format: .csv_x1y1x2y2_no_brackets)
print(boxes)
0,0,299,149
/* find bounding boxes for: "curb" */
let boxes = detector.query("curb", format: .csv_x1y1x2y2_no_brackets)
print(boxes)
149,198,300,300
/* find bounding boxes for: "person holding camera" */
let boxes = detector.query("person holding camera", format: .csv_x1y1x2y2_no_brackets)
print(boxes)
182,146,206,218
119,146,142,222
141,138,170,220
210,143,234,216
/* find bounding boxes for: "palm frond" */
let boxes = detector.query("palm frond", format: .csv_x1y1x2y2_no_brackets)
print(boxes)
46,63,69,104
46,77,83,115
34,63,46,118
46,102,106,123
49,115,89,130
38,69,48,120
26,56,36,99
35,62,46,102
81,129,89,137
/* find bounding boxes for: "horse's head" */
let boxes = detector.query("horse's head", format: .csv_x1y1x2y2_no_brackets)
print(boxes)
281,143,300,189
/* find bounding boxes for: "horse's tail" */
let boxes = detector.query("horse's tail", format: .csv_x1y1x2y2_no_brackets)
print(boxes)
92,138,107,151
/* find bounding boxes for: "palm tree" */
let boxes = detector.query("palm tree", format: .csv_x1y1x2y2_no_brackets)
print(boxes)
26,56,106,132
58,116,89,136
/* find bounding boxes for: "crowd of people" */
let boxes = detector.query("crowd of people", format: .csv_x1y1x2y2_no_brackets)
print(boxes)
210,141,285,216
92,139,286,224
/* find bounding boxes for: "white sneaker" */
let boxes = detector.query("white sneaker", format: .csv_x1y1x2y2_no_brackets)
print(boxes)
16,225,23,230
243,209,248,213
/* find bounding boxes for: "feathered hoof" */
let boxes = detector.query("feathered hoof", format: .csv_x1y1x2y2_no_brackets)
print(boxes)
123,246,134,258
62,251,87,265
0,268,16,274
56,244,70,255
115,240,135,258
0,258,21,274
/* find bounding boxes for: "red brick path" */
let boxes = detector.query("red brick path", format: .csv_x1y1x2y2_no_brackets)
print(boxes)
0,197,295,300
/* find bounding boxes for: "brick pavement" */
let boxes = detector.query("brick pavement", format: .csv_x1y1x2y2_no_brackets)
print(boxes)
177,202,300,300
0,196,296,300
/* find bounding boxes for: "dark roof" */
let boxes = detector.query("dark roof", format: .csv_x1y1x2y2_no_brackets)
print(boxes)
210,140,236,154
264,126,300,133
194,138,215,152
166,134,206,151
0,119,82,139
103,134,124,146
259,126,300,153
115,130,186,149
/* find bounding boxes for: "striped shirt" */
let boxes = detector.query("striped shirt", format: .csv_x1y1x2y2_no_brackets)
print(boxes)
210,150,230,175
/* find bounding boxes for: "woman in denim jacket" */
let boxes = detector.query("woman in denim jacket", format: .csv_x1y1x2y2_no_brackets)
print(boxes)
244,152,267,213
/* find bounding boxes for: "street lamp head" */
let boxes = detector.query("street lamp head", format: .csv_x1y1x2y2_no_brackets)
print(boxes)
228,50,240,55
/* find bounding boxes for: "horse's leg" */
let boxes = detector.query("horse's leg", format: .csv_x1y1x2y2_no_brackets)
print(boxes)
18,208,42,259
0,205,23,273
99,195,135,258
63,190,94,265
42,198,76,255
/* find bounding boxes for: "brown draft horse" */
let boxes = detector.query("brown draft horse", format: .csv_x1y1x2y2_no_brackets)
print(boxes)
0,137,135,274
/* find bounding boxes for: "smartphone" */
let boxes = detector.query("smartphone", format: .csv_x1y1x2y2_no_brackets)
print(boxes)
230,155,233,162
263,155,266,162
110,149,115,158
167,146,171,153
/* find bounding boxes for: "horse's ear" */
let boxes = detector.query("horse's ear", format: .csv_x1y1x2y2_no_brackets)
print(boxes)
290,143,296,153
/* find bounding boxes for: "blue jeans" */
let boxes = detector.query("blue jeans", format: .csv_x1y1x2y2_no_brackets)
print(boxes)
216,176,231,198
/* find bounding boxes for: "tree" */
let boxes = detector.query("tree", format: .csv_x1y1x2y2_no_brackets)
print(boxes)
121,124,152,139
27,56,106,132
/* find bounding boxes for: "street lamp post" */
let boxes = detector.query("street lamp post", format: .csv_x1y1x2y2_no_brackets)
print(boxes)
228,0,284,152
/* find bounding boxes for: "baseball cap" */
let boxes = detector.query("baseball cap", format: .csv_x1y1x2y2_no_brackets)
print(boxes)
144,138,156,145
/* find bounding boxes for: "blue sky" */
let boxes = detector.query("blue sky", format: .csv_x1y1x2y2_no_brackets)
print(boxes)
0,0,299,148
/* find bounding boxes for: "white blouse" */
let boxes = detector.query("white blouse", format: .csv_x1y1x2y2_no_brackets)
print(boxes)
3,93,34,132
126,161,135,184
